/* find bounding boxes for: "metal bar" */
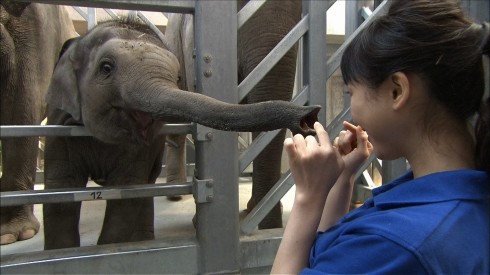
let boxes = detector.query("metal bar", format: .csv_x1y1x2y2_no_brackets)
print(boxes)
0,125,92,137
239,129,281,173
361,6,373,19
303,0,328,125
103,8,120,19
1,183,193,207
9,0,195,13
0,124,193,137
1,229,285,274
87,7,97,29
238,16,309,102
194,1,240,273
1,238,199,274
237,0,266,29
326,0,389,79
241,172,294,235
325,107,351,139
382,158,408,184
240,229,283,271
73,6,88,20
136,11,166,45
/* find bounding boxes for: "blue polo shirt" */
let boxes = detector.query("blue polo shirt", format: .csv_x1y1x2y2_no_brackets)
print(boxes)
301,169,490,274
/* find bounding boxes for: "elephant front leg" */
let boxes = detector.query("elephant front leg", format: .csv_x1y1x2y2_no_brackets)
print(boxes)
0,137,40,245
98,198,154,245
43,202,82,249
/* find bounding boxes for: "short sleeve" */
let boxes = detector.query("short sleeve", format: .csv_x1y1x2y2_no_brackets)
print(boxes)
300,233,428,274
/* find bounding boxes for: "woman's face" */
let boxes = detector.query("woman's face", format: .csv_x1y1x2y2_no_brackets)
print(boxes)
347,80,406,160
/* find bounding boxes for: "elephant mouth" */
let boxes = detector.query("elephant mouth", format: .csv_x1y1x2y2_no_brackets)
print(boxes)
130,111,154,140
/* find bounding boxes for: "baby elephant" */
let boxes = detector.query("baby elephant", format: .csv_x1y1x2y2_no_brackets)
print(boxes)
43,18,319,249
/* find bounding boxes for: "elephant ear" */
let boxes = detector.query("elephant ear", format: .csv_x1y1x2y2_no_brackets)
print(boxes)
46,37,83,123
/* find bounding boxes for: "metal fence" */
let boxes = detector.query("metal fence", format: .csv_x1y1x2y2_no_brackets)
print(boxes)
5,0,488,273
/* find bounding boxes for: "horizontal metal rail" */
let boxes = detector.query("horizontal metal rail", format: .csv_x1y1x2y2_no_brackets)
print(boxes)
12,0,195,13
0,182,193,207
0,124,193,137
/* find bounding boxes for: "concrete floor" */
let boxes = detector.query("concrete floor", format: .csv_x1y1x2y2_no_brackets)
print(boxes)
0,178,295,257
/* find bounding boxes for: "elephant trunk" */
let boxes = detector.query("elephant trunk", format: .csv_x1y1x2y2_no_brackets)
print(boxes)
131,86,320,136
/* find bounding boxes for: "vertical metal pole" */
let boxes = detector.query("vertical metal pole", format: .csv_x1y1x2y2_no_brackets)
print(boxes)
87,8,97,30
381,159,408,184
194,1,240,273
303,0,328,125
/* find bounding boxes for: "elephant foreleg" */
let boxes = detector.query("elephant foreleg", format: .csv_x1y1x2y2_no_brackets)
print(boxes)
0,137,40,245
98,198,154,245
43,202,82,249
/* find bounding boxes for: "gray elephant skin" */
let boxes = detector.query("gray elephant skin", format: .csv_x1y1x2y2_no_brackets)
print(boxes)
165,0,303,229
0,2,77,245
42,16,319,249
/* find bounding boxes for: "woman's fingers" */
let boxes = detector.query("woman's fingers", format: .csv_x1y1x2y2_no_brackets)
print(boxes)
314,122,332,148
284,137,296,158
355,126,373,155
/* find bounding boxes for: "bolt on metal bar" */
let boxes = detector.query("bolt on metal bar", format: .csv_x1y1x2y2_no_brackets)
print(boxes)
0,182,193,207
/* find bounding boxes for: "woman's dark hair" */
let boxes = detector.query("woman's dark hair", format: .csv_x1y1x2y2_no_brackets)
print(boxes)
341,0,490,173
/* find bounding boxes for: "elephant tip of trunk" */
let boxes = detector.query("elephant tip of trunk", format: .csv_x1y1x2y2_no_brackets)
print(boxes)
292,105,321,137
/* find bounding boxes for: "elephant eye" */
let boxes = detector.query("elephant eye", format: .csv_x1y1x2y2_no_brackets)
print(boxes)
99,59,114,78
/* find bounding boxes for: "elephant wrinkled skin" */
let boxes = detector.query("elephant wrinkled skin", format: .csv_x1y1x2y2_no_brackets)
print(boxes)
165,0,305,229
0,3,77,245
43,17,319,249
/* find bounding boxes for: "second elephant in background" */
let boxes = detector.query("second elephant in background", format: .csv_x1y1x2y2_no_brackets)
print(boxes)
165,0,302,229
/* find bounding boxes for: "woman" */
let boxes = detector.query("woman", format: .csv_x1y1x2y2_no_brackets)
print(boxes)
272,0,490,273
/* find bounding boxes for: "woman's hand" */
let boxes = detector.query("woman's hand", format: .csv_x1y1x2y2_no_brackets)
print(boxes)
317,121,374,231
334,121,373,176
284,122,344,204
273,122,344,274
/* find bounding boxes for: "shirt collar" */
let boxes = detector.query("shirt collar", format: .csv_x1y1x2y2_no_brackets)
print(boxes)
372,169,490,208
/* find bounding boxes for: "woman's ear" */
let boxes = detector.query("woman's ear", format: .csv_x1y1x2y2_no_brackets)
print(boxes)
390,72,410,111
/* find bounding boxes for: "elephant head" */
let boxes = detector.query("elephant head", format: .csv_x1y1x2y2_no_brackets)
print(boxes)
46,18,320,144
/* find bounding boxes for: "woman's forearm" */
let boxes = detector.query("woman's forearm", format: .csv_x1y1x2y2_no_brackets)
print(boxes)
318,172,355,232
271,195,327,274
